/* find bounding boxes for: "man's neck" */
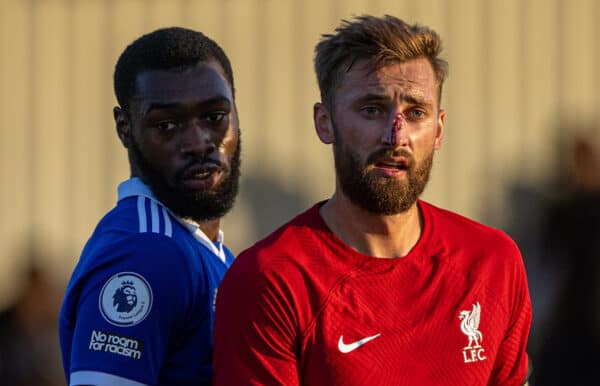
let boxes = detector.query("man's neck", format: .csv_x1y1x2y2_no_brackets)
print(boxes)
197,218,220,242
319,192,423,258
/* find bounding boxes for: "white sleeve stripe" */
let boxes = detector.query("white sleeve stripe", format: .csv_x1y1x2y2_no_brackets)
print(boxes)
70,370,149,386
150,200,160,233
162,207,172,237
137,197,147,233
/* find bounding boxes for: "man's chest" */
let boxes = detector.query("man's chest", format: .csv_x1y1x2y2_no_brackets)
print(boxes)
297,264,508,385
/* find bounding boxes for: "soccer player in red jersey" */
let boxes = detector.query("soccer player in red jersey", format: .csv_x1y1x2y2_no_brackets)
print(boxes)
214,15,532,386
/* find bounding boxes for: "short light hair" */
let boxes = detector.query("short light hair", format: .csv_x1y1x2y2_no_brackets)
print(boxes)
315,15,448,109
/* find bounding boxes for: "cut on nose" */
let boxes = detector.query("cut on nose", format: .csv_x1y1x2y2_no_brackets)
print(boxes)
383,113,404,146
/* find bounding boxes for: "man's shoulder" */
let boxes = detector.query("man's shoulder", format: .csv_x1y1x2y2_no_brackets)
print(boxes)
78,199,192,273
420,200,524,283
226,204,324,281
421,200,518,252
97,195,182,239
217,204,331,329
242,204,322,258
421,202,530,327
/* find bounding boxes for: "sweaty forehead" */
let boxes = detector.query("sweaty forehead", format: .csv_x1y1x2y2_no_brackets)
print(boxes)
132,60,233,104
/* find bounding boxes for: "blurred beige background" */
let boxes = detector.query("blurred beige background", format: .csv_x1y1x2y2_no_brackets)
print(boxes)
1,0,599,309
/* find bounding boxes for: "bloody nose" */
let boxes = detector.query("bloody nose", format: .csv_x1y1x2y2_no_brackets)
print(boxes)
383,113,403,146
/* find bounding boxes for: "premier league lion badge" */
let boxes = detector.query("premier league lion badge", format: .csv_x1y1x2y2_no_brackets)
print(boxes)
99,272,153,327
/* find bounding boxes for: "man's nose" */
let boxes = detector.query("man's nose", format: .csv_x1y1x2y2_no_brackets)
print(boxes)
179,123,218,156
382,113,408,146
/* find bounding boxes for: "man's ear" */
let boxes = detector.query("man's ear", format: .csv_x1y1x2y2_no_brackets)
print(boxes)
434,108,445,150
114,106,133,149
314,102,335,144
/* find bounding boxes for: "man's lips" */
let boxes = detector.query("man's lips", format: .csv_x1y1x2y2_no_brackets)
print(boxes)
374,157,409,170
182,162,221,180
181,162,224,189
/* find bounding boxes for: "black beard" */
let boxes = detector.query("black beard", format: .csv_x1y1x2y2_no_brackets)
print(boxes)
333,139,433,215
129,139,240,223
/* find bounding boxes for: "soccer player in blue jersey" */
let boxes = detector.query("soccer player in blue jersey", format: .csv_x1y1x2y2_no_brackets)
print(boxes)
59,27,240,386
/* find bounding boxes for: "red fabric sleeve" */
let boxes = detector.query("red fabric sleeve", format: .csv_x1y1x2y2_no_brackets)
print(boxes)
488,243,533,385
213,252,301,386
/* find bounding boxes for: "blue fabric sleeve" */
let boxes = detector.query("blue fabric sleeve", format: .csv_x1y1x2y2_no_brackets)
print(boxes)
67,233,195,385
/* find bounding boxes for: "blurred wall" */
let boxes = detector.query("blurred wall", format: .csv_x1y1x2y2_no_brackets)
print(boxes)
1,0,599,307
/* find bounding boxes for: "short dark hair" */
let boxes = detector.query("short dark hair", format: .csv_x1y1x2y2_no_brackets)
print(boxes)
315,15,448,109
114,27,235,108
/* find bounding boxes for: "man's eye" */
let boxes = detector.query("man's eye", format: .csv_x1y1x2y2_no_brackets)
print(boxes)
408,109,426,120
361,106,383,116
206,112,227,123
156,121,178,132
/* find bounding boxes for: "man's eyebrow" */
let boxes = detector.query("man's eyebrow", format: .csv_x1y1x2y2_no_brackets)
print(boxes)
353,93,391,104
140,96,231,115
353,92,433,107
402,94,433,107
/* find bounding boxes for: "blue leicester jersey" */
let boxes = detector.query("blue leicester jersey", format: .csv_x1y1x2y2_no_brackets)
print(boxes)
59,178,235,386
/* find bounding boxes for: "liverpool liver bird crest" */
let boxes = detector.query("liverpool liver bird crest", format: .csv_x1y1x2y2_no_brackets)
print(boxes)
459,302,483,349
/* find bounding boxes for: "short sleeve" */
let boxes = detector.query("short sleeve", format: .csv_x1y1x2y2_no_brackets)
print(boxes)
64,234,194,386
213,251,300,386
488,244,533,385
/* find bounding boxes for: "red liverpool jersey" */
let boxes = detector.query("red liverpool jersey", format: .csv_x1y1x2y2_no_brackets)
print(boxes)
214,201,531,386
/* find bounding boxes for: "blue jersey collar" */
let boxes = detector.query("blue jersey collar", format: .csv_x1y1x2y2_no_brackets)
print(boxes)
117,178,227,263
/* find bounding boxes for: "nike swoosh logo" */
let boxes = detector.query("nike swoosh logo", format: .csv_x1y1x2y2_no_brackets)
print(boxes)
337,333,381,353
